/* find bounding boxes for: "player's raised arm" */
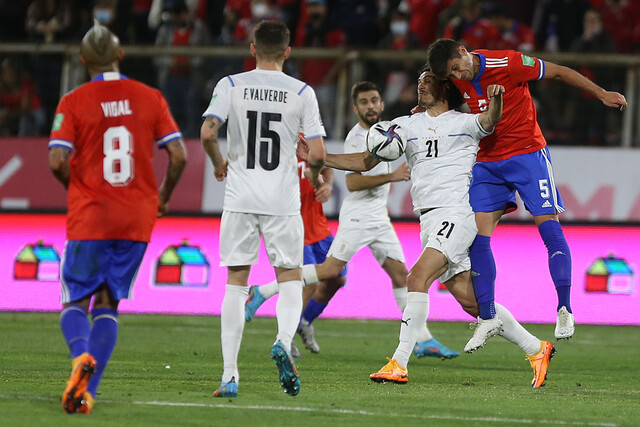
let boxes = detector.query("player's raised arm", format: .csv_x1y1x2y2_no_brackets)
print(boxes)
478,84,504,133
158,138,187,217
201,116,228,181
544,61,627,111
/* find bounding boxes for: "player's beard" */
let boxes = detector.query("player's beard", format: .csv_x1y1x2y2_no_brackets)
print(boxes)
360,110,380,127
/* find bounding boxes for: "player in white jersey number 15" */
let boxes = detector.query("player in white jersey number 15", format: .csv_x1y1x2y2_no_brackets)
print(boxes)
201,21,326,398
299,67,556,388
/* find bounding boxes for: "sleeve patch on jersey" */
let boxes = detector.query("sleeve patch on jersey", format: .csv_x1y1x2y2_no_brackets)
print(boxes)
521,55,535,67
208,94,217,107
52,113,64,131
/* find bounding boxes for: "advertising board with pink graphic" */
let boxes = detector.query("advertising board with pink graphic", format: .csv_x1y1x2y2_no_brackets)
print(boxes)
1,213,638,325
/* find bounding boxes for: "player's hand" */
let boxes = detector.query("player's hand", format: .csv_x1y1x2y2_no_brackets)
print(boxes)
390,162,410,182
214,158,228,181
296,133,310,161
157,201,168,218
486,84,505,98
411,104,426,114
601,91,627,111
314,181,332,203
304,167,324,189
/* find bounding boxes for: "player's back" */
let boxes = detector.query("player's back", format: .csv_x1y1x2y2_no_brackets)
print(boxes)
453,49,546,162
217,69,325,216
49,72,181,242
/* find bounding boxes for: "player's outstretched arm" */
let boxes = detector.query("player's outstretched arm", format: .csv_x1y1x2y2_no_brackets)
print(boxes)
296,134,379,173
158,138,187,217
544,62,627,111
48,147,70,189
346,162,410,191
201,116,228,181
478,84,504,133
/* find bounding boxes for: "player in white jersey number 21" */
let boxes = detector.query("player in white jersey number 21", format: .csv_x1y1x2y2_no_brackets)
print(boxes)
299,68,556,388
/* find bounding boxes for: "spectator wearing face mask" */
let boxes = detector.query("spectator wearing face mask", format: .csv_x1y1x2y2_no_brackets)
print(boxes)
294,0,346,138
0,58,46,136
154,0,210,137
233,0,280,71
376,10,421,120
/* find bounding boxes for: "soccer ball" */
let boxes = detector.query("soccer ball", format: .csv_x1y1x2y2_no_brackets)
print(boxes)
366,121,407,161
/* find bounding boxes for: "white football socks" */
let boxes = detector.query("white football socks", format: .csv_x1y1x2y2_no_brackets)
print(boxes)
258,279,279,299
301,264,319,286
392,292,429,369
220,284,249,383
275,280,303,350
394,287,432,342
495,302,542,356
393,287,408,312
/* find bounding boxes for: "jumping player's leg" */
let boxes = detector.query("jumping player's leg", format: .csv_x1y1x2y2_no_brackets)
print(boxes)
446,273,555,387
469,209,503,320
507,148,574,338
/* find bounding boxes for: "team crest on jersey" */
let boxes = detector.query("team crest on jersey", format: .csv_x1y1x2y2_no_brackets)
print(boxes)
521,55,535,67
52,113,64,131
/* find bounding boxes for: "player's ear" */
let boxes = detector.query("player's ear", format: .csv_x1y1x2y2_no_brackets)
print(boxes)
380,101,385,113
117,48,125,62
458,45,468,56
250,43,257,58
80,55,86,68
283,46,291,59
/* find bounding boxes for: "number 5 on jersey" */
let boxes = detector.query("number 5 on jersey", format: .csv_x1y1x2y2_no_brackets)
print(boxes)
246,110,282,170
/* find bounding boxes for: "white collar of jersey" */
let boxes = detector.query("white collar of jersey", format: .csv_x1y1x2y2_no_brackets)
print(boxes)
92,72,127,82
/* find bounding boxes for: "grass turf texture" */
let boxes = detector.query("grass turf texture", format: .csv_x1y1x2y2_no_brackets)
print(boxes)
1,312,639,426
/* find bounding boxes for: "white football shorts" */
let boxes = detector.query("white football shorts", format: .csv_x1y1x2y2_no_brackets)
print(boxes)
220,211,304,268
419,206,477,283
327,219,405,265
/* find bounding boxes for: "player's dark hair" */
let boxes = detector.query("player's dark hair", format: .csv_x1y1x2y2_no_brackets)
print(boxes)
426,38,463,78
253,20,290,61
420,65,464,109
351,81,381,104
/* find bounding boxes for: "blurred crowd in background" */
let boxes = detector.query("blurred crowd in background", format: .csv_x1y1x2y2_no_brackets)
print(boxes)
0,0,635,145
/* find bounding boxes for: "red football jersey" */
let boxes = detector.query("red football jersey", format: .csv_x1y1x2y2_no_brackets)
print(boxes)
451,49,547,162
49,72,182,242
298,160,331,246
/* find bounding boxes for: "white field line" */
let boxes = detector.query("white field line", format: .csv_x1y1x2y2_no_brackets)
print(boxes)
0,394,619,426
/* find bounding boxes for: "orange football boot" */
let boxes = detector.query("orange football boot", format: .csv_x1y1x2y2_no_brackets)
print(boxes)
369,358,408,384
62,353,96,414
527,341,556,388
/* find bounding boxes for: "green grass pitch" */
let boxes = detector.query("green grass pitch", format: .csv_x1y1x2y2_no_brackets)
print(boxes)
1,312,639,426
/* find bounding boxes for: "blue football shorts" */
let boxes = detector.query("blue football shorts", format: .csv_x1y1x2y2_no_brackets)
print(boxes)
60,240,148,304
469,147,565,216
303,234,347,278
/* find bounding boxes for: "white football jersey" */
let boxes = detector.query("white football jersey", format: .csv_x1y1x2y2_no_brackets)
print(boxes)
394,110,491,212
339,123,392,225
203,69,325,215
